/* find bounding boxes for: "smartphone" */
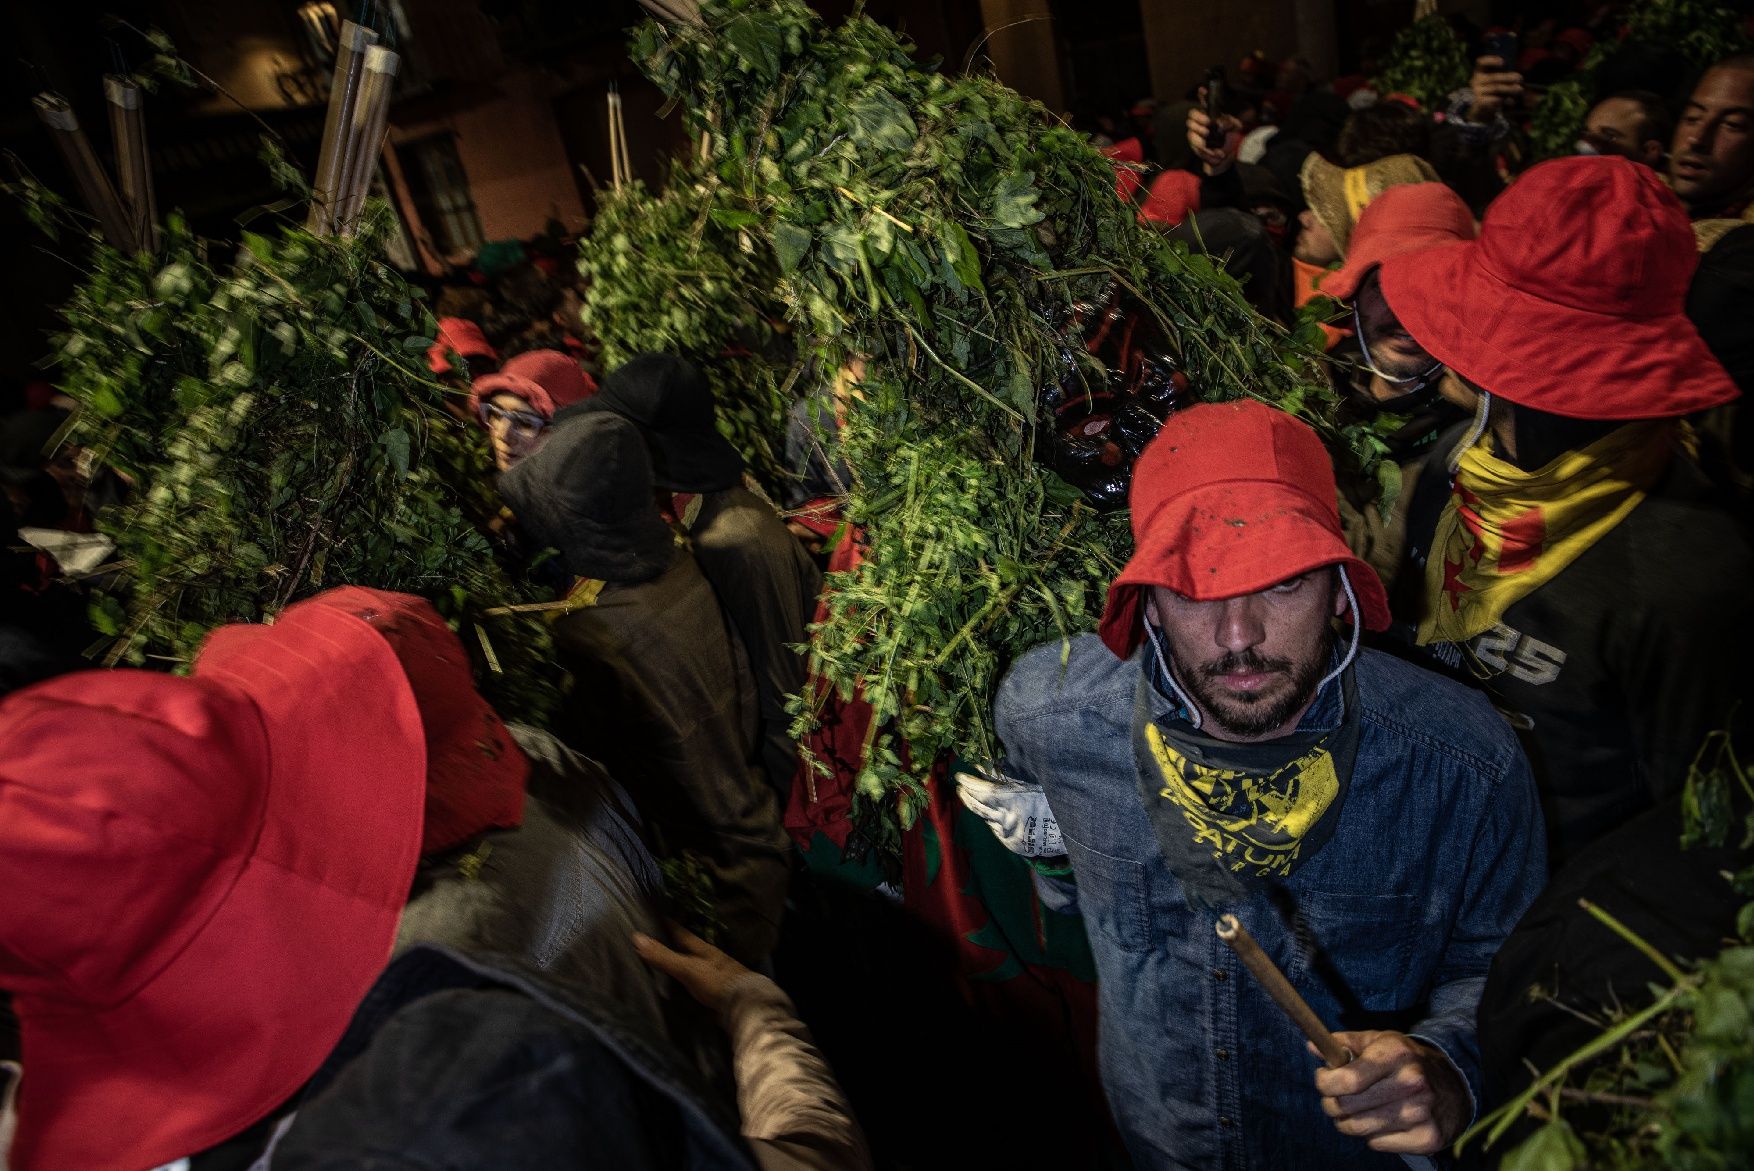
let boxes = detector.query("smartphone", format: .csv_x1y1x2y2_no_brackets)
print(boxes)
1481,31,1518,70
1203,68,1226,150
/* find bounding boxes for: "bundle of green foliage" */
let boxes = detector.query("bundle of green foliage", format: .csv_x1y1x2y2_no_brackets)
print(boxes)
1527,0,1753,161
626,0,1391,844
1464,731,1754,1170
1372,12,1472,111
578,168,797,494
51,201,562,723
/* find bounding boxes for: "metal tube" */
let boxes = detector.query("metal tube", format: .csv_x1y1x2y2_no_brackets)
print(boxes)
308,21,378,234
104,76,158,253
335,46,400,236
33,93,136,251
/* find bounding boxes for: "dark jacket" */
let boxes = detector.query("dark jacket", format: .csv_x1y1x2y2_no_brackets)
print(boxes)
273,946,759,1171
1478,791,1752,1148
689,486,821,801
1401,448,1754,863
552,554,790,964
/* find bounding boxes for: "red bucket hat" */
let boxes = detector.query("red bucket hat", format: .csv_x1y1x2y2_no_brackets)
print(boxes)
0,587,527,1171
1322,182,1477,303
0,594,428,1171
426,316,497,376
206,587,530,856
1098,400,1390,659
468,348,598,420
1377,155,1740,419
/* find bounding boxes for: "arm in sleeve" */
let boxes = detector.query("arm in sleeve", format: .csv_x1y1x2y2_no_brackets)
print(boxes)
1407,744,1548,1120
719,973,874,1171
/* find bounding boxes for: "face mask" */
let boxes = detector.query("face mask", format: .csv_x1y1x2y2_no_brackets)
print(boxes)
1574,138,1600,156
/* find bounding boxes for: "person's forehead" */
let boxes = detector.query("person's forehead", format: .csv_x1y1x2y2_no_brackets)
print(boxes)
1589,98,1643,125
488,391,536,412
1690,67,1754,111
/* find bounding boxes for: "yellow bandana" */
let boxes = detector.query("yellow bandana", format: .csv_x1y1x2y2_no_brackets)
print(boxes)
1419,421,1673,645
1142,721,1341,879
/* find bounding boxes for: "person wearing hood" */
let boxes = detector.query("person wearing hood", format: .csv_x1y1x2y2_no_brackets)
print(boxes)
1380,155,1753,863
0,586,863,1171
568,354,820,803
470,348,597,472
1318,182,1479,590
971,400,1545,1170
500,410,791,965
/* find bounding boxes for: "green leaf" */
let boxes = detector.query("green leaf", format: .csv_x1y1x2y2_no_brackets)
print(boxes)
773,222,813,273
1500,1119,1586,1171
380,427,411,477
709,207,763,230
990,171,1044,229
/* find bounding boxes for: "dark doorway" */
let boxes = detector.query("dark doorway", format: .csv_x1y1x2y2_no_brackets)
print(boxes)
1049,0,1152,125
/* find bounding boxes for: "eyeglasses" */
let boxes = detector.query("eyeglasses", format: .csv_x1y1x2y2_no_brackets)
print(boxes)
478,401,547,441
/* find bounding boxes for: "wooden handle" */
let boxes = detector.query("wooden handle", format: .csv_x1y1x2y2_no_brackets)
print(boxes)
1215,914,1351,1068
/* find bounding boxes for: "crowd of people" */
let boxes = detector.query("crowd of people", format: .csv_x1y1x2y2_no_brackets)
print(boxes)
3,8,1754,1171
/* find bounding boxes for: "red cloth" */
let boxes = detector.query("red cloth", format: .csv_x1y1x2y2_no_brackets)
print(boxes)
1098,399,1391,658
1322,182,1477,302
232,588,528,855
1378,155,1740,420
427,317,497,375
469,348,599,420
785,532,869,850
1104,137,1146,205
0,592,430,1171
1138,170,1201,227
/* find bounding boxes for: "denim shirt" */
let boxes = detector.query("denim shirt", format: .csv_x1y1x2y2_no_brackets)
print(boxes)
996,637,1547,1171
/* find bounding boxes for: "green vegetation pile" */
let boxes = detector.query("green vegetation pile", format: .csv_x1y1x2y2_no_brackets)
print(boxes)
42,191,562,722
578,167,797,493
1372,12,1472,111
605,0,1391,846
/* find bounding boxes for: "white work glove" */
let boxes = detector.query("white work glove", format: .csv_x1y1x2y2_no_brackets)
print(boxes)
954,767,1065,858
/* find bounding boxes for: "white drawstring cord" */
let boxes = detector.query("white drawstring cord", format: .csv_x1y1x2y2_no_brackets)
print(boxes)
1144,613,1205,730
1315,566,1362,696
1448,388,1492,473
1351,297,1442,389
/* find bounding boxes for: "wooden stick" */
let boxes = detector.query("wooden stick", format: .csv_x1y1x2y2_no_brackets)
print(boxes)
307,21,378,234
33,94,136,251
1216,914,1351,1067
1216,916,1440,1171
104,76,158,252
335,46,399,236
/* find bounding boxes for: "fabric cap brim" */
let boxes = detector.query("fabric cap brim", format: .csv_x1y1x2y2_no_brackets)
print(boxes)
1097,479,1390,658
1379,240,1740,419
469,373,554,421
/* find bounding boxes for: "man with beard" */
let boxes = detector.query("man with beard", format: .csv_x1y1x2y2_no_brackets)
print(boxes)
1669,54,1754,227
972,401,1546,1170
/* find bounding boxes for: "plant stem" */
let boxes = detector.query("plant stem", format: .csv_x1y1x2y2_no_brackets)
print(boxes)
1579,898,1690,986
